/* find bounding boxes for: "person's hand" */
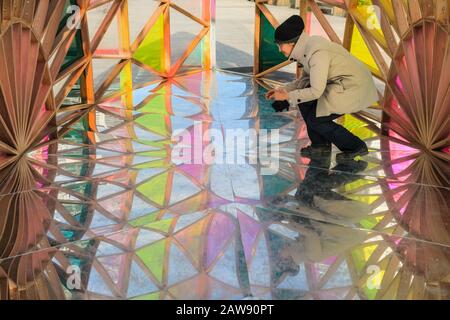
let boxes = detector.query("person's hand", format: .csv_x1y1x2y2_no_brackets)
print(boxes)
272,88,289,101
265,89,275,100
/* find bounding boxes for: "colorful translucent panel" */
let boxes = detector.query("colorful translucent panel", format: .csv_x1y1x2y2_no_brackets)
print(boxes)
350,25,379,72
133,14,165,73
259,13,287,72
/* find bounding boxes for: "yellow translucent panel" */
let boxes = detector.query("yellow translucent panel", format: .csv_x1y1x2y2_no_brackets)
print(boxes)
346,194,379,204
350,25,379,72
339,114,378,140
354,1,387,48
378,0,395,23
351,243,379,272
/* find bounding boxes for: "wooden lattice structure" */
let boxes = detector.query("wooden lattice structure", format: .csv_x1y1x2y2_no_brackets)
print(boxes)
0,0,214,168
0,0,214,300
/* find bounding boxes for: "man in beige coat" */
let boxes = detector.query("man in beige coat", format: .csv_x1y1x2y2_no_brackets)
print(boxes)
266,15,379,163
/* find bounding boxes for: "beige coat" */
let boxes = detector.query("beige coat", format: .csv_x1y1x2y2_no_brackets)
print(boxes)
281,33,379,117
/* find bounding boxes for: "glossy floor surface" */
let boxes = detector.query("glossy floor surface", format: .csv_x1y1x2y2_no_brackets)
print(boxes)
1,71,449,300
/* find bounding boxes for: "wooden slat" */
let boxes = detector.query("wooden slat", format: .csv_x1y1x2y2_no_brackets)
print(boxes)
255,60,292,78
407,0,422,24
391,0,410,37
169,27,209,76
254,4,261,75
89,0,122,53
308,0,342,44
170,2,208,27
343,13,355,50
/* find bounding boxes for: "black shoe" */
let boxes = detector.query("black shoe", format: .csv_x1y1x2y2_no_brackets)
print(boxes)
333,159,368,174
336,144,369,163
300,145,331,158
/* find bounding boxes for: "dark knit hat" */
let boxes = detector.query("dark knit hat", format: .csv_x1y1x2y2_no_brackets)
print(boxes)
274,15,305,44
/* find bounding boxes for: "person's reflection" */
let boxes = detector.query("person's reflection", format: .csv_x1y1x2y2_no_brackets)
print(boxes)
296,151,368,209
275,217,368,277
272,151,372,275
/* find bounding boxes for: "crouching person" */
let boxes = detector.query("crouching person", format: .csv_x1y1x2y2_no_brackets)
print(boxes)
266,15,379,163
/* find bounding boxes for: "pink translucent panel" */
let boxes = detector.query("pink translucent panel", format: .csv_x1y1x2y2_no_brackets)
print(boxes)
238,211,261,263
391,159,415,175
206,213,235,267
395,75,405,95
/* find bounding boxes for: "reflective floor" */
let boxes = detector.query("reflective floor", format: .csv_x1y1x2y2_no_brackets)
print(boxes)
0,70,449,300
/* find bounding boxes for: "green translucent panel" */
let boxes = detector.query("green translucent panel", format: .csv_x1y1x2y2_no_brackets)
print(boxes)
62,77,85,107
131,292,160,300
259,13,287,72
351,243,378,273
359,215,384,229
129,211,160,227
65,181,93,194
63,117,90,140
263,174,292,198
136,239,167,283
61,163,88,177
135,114,168,137
139,88,168,114
145,218,173,233
61,30,84,72
133,14,165,72
137,171,169,206
133,159,168,169
138,149,167,158
260,116,292,130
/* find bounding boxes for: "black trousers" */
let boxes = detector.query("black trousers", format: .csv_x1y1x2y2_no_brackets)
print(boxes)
298,100,366,152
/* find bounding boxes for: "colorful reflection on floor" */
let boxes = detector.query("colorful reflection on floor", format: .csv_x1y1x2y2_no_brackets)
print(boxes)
0,70,449,300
